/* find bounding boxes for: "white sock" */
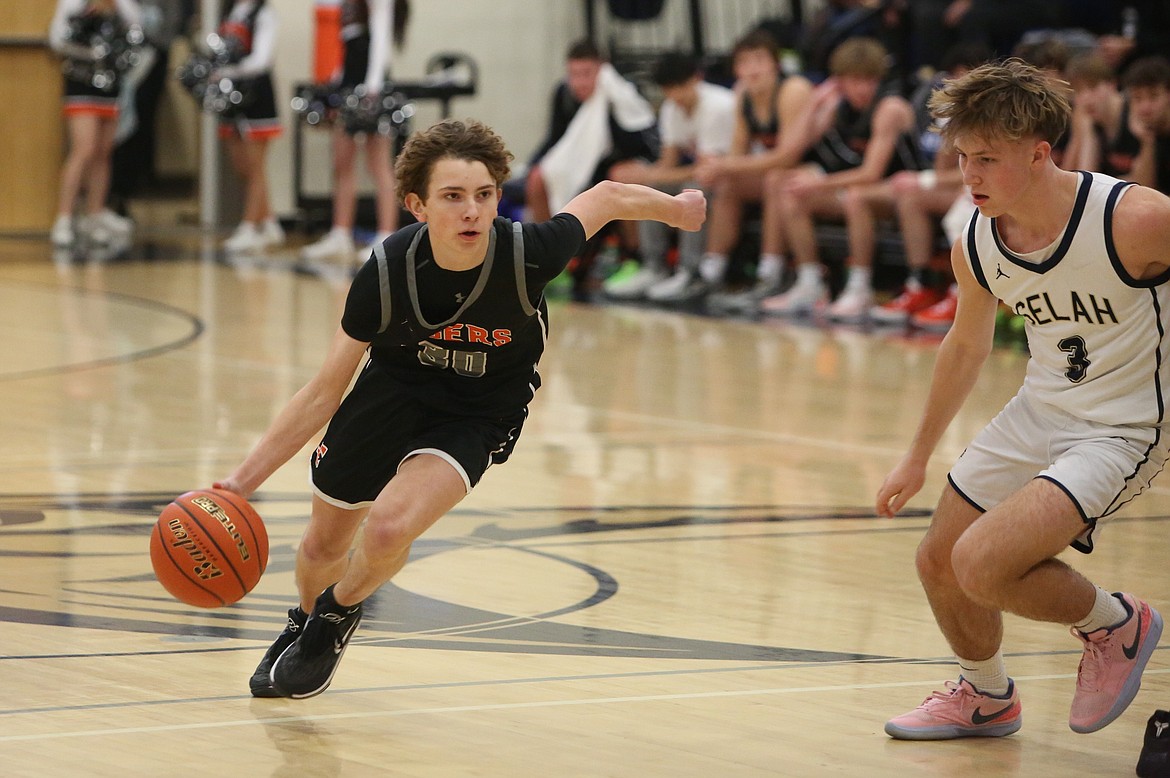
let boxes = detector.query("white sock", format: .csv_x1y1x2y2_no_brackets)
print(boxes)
1073,587,1129,635
698,253,727,283
758,253,785,282
845,266,871,291
795,263,820,287
957,650,1010,697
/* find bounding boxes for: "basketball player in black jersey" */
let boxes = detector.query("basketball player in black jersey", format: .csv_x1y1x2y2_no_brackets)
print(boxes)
215,118,705,699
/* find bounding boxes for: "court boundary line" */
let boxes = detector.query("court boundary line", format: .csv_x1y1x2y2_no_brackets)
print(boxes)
3,667,1168,743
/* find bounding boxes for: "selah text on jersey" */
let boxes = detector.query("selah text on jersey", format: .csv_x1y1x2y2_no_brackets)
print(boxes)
341,214,585,417
964,171,1170,427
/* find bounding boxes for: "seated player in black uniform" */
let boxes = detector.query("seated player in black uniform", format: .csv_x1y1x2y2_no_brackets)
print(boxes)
214,118,706,699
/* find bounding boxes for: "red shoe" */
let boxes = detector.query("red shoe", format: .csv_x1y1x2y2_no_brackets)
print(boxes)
870,282,944,325
911,285,958,332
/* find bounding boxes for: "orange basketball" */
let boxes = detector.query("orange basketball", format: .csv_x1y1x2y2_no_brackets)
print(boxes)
149,489,269,608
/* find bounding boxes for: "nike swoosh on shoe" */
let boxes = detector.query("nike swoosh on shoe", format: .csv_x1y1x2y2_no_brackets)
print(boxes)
1123,609,1143,660
971,705,1016,725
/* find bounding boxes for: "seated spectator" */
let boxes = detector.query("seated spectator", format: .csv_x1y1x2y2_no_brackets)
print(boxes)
601,51,736,300
525,39,658,238
1011,36,1073,167
1116,55,1170,194
1065,52,1128,176
826,42,990,326
761,37,922,319
664,29,812,307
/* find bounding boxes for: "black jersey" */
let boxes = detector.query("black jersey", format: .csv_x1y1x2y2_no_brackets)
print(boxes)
809,94,923,175
342,214,585,417
1103,100,1170,192
741,84,780,151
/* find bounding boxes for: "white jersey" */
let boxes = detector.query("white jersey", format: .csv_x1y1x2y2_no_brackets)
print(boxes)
963,170,1170,428
658,81,736,158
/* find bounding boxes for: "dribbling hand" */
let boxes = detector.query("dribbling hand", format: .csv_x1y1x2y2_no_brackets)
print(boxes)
212,478,247,498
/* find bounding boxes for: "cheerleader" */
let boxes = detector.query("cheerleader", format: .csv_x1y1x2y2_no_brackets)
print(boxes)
49,0,141,248
301,0,409,266
214,0,284,252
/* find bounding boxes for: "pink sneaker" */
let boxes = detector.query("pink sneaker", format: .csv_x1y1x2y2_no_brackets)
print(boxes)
885,678,1022,740
1070,593,1163,734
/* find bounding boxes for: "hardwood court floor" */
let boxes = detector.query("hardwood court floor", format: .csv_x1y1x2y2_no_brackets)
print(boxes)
1,237,1167,777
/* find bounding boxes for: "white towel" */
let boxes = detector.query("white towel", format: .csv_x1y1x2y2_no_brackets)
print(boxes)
538,63,656,214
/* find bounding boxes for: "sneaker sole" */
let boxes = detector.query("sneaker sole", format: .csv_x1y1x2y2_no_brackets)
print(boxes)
885,716,1022,740
270,614,362,699
249,680,285,698
760,306,816,318
869,312,911,325
1071,609,1164,734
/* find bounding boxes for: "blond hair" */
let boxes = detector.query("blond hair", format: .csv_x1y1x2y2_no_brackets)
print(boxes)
828,38,889,80
929,58,1070,145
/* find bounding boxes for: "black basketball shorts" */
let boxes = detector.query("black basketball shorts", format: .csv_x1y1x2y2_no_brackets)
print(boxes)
217,74,282,140
309,362,527,508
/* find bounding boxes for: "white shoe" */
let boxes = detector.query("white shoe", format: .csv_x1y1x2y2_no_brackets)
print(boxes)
646,269,712,302
50,215,74,247
78,214,112,246
355,232,392,264
301,228,355,262
604,267,667,299
760,277,827,317
826,286,873,323
223,222,265,253
97,209,133,240
259,219,286,248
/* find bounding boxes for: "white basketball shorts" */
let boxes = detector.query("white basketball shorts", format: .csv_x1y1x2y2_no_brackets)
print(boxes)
948,389,1168,552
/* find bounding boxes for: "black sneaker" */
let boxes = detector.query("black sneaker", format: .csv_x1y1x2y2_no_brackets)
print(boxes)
270,585,363,699
249,607,308,697
1138,710,1170,778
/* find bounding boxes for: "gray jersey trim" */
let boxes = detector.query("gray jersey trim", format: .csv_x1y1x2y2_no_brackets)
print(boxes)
513,221,536,317
404,224,497,329
374,239,393,334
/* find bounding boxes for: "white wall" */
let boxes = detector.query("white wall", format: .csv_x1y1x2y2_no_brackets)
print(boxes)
265,1,586,217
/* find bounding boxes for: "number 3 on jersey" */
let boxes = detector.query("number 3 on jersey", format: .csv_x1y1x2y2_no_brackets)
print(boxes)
418,341,487,378
1058,335,1090,383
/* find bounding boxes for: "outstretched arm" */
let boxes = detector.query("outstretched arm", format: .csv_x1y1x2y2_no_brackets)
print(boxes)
875,240,998,517
560,180,706,241
216,326,370,498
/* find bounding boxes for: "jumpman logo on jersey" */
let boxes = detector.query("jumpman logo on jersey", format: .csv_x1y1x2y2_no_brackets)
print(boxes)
996,263,1010,279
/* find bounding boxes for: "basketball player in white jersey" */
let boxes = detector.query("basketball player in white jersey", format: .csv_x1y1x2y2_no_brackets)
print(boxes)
876,58,1170,741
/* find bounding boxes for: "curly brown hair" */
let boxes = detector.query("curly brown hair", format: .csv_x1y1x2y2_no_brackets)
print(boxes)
929,58,1071,145
394,119,514,203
